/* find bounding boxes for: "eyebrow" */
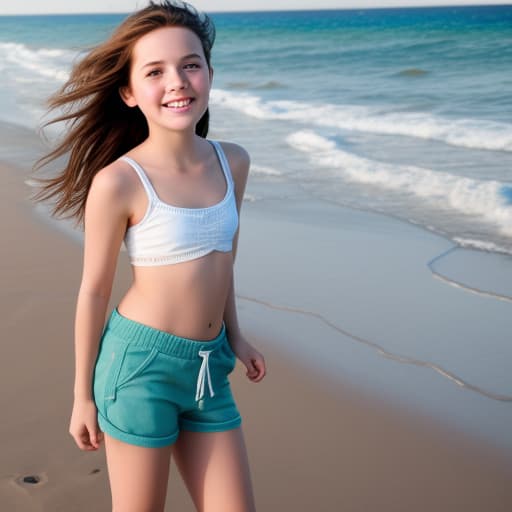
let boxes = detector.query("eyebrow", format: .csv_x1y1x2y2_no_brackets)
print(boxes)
140,53,203,70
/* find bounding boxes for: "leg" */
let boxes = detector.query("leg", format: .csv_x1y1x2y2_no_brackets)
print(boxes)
104,432,173,512
172,427,256,512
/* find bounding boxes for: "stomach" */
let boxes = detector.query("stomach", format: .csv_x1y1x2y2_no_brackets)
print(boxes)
117,250,234,341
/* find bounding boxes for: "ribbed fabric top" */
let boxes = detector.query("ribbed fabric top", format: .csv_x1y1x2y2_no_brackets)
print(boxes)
122,140,239,266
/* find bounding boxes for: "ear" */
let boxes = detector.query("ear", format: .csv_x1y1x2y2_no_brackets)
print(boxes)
208,66,214,88
119,85,137,107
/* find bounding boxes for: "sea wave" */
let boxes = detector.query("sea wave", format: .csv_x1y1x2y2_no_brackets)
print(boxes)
210,89,512,152
452,237,511,255
0,42,72,82
250,164,282,176
2,43,511,154
286,130,512,236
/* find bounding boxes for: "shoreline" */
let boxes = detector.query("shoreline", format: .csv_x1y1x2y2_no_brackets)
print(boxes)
1,159,512,511
235,194,512,450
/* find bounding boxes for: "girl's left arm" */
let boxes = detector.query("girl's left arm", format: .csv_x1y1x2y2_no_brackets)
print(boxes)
222,142,266,383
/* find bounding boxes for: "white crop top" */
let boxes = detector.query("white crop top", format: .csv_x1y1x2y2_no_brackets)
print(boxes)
121,140,239,266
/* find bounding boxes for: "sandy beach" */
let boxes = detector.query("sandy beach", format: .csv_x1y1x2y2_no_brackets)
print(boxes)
1,147,512,511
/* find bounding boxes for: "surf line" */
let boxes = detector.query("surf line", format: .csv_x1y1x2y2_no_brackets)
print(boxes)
427,245,512,304
237,293,512,402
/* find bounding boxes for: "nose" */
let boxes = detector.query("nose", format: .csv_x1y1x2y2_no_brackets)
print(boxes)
166,68,188,92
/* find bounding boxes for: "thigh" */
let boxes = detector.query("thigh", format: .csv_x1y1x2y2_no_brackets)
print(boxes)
105,432,173,512
172,428,256,512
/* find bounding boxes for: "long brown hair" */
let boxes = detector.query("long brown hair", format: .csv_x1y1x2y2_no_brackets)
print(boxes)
32,1,216,225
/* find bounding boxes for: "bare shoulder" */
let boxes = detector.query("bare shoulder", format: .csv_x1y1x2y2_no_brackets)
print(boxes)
91,159,136,195
86,160,138,217
87,158,140,210
217,141,250,183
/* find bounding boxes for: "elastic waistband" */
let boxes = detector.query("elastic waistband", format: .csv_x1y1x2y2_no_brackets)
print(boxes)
103,308,227,359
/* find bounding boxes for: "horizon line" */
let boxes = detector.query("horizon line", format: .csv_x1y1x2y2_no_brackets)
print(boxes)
0,3,510,17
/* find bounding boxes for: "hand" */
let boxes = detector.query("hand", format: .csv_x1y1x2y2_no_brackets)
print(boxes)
230,335,266,383
69,398,104,450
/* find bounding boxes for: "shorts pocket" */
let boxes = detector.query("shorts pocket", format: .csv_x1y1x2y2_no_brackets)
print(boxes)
102,342,159,404
102,342,129,402
115,347,159,390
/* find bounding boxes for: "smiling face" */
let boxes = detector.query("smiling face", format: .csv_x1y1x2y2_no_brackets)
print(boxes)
120,26,213,135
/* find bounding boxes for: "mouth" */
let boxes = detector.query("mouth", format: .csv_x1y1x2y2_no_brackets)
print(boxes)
163,98,194,109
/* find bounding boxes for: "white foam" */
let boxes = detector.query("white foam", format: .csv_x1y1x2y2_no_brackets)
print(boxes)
250,164,282,176
0,42,75,127
210,89,512,153
453,238,511,254
286,130,512,236
0,42,72,83
243,193,257,202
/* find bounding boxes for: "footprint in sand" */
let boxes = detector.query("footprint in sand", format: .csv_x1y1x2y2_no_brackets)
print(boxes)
13,472,48,488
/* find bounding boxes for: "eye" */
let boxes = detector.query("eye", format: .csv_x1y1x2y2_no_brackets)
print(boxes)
183,63,201,70
146,68,162,77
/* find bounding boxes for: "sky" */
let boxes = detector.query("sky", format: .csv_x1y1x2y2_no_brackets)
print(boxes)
0,0,510,15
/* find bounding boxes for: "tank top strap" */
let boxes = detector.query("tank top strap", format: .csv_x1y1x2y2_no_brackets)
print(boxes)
208,140,234,191
120,156,157,202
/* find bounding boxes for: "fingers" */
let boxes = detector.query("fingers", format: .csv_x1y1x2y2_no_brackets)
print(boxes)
71,423,103,451
246,355,266,382
88,424,103,449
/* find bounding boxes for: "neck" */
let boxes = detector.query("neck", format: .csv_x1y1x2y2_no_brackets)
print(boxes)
142,127,208,170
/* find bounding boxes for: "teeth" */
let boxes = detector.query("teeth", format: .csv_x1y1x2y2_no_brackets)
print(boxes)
166,99,192,108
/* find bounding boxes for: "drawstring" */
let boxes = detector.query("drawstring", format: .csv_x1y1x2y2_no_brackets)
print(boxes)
196,350,215,401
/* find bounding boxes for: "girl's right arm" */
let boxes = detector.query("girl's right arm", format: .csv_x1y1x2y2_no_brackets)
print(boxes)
69,164,131,450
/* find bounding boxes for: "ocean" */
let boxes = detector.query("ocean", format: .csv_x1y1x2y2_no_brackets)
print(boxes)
0,4,511,254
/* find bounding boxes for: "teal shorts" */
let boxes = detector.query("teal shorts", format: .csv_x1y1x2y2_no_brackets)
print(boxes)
93,308,241,448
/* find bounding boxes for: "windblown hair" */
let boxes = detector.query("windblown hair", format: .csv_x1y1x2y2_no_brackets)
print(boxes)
32,1,216,225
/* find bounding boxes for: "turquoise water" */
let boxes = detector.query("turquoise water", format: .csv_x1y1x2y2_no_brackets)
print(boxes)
1,5,512,253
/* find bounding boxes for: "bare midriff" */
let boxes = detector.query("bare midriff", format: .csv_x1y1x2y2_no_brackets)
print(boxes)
117,250,233,341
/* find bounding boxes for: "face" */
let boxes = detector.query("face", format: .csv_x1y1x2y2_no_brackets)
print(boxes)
120,26,213,134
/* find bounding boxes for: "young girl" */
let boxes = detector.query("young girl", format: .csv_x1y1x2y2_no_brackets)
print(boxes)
34,2,266,510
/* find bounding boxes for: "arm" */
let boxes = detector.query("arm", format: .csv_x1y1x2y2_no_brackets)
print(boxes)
70,163,131,449
221,143,266,382
222,217,243,342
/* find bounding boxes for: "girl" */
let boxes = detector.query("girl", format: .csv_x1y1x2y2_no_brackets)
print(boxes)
34,2,266,511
